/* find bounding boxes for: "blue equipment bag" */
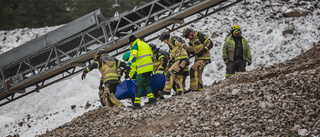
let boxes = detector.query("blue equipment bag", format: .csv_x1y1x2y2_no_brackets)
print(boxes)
142,73,166,94
150,73,166,91
115,74,166,100
115,80,136,100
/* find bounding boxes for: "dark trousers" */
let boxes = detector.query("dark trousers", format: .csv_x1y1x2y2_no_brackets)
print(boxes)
225,60,246,78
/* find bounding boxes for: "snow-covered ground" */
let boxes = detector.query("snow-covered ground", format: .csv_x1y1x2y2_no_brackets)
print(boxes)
0,0,319,136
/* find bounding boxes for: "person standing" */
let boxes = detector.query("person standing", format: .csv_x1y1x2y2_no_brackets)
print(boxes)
223,25,252,78
182,28,213,92
127,35,156,109
81,49,126,107
158,32,189,96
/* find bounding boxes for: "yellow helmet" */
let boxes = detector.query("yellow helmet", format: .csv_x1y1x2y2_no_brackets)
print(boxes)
231,25,240,31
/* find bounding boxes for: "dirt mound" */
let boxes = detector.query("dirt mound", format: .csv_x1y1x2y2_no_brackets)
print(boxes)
37,45,320,137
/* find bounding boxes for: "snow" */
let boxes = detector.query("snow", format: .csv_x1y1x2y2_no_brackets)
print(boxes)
0,0,319,136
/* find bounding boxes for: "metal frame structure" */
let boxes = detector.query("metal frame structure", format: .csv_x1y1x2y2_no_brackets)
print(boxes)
0,0,243,106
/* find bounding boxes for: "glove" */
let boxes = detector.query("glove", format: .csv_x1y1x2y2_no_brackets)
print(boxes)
81,72,87,80
125,74,130,79
125,65,131,72
247,59,252,66
223,58,228,64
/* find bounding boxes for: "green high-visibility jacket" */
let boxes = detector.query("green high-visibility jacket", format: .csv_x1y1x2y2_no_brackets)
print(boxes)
223,36,252,61
127,38,154,74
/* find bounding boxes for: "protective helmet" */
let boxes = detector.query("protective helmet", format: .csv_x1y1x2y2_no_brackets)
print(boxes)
159,32,170,41
149,44,157,51
182,28,193,38
94,49,108,61
231,25,240,31
122,51,131,61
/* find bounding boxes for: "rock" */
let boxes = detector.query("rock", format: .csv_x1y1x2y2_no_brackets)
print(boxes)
213,122,220,127
85,101,91,109
266,29,272,34
71,105,76,110
203,127,210,131
211,32,219,38
298,129,308,136
232,89,240,95
291,125,301,132
282,29,294,36
284,11,309,17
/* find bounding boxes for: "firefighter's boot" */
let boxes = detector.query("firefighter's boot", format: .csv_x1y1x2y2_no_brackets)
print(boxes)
158,90,170,96
145,99,156,105
129,104,142,110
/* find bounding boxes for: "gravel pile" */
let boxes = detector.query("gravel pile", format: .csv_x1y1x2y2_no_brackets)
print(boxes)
38,46,320,137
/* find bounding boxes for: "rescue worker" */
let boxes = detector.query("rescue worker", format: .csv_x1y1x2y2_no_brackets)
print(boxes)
182,28,213,92
158,32,189,96
149,44,169,74
122,51,137,80
223,25,252,78
127,35,156,109
81,49,126,107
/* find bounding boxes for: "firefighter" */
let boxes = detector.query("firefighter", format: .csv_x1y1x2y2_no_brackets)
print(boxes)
223,25,252,78
122,51,137,80
158,32,189,96
149,44,169,74
81,49,126,107
182,28,213,92
127,35,156,109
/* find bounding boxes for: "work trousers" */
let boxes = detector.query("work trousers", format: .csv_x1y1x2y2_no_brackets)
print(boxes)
134,72,155,106
163,60,188,94
190,59,210,91
99,83,124,107
225,59,246,78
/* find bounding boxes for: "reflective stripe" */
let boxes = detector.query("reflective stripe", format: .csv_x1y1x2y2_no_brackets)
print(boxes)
147,93,155,99
196,56,211,60
95,61,100,68
176,88,184,92
103,77,119,83
137,63,153,69
158,55,165,60
153,62,161,66
117,61,120,67
134,97,141,104
102,66,111,73
195,44,203,49
176,56,189,60
109,97,123,107
86,67,91,72
134,100,141,104
171,46,179,54
204,37,209,44
155,70,164,74
136,54,152,60
191,70,198,86
225,73,234,77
